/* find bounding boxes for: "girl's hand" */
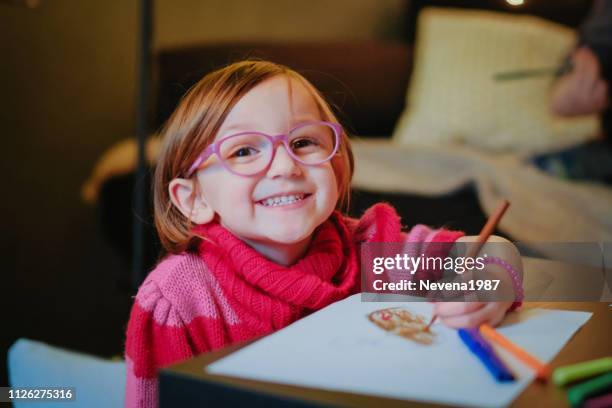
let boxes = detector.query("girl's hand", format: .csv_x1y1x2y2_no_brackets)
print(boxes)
432,301,513,329
434,235,522,329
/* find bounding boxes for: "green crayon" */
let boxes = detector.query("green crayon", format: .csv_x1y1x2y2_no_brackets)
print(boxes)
567,372,612,407
554,357,612,386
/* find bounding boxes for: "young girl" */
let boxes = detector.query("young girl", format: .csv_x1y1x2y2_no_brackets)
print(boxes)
125,60,522,407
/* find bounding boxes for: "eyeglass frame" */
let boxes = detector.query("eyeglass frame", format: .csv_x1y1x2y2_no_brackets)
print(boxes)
184,120,343,177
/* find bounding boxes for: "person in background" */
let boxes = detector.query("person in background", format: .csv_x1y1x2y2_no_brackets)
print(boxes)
538,0,612,183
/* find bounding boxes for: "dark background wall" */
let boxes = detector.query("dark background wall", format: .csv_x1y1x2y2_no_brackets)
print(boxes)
0,0,406,388
0,0,139,389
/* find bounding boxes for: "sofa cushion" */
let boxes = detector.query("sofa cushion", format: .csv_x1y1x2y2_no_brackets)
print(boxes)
393,8,599,155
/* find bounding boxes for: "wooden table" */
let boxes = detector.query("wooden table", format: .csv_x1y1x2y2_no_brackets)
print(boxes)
160,302,611,407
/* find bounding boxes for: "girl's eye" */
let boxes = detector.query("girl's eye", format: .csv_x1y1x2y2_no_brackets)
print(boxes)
231,146,258,158
291,138,318,149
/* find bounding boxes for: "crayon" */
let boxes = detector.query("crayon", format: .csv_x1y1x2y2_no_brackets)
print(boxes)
480,324,550,382
553,357,612,386
458,328,515,382
583,392,612,408
567,372,612,407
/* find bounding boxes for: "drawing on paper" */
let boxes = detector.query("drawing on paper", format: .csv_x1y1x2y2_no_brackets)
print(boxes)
368,307,435,345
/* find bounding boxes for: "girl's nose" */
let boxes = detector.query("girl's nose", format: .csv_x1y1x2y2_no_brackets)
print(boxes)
266,144,302,178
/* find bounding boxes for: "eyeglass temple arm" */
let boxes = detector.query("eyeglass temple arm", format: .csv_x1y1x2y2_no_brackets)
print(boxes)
186,147,214,177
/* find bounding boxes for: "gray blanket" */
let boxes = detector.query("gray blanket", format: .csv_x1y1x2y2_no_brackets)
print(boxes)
351,139,612,242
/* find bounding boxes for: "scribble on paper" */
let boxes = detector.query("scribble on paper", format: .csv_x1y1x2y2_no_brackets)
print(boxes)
368,307,435,345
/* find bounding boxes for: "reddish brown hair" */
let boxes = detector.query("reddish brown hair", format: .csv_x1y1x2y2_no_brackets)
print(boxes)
154,60,354,254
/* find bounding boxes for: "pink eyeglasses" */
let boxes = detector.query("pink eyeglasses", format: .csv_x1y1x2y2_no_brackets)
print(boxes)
185,121,342,177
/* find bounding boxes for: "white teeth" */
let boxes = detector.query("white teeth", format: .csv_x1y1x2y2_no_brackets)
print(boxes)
260,194,305,207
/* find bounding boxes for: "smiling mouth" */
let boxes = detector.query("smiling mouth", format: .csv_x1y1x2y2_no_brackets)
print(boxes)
256,193,312,208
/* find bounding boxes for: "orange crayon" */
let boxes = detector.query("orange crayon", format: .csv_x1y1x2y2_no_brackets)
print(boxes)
480,323,550,382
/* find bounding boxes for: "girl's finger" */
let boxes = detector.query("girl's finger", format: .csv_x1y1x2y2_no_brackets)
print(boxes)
433,301,485,317
487,305,508,327
438,302,499,328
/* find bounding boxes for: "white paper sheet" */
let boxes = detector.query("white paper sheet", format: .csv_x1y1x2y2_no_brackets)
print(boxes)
207,295,592,408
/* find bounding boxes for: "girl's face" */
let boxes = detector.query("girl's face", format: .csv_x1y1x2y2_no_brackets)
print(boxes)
196,75,340,261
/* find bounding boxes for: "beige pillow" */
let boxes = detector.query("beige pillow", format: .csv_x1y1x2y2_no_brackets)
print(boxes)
392,8,599,154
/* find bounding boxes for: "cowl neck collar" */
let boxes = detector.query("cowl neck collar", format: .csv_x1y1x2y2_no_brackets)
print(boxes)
195,211,361,309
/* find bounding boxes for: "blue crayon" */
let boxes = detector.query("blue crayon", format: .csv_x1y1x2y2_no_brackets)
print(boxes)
458,328,515,382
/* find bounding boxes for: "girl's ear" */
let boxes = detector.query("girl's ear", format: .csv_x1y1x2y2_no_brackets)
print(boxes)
168,178,215,225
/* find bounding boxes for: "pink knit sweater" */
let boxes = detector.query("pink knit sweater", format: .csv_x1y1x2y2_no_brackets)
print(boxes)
124,203,463,407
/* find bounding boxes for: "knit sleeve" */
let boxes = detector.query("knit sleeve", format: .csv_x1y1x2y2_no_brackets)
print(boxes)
124,280,194,408
404,224,464,245
343,203,464,245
